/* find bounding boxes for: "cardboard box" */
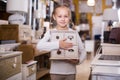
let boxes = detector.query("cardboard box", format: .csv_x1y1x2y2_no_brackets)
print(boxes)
50,30,79,59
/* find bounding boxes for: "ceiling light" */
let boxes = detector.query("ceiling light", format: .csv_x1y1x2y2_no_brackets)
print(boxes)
87,0,95,6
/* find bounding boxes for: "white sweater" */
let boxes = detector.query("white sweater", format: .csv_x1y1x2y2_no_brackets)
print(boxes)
36,28,86,74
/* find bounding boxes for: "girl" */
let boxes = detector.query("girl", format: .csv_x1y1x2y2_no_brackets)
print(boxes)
36,4,86,80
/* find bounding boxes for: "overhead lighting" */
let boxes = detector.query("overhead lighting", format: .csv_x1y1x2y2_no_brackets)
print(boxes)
87,0,95,6
6,0,28,24
103,8,119,22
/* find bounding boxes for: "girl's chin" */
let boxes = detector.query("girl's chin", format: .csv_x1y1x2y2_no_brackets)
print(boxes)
59,25,67,27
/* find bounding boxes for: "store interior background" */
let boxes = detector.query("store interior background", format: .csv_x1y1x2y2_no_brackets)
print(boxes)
0,0,120,80
0,0,120,43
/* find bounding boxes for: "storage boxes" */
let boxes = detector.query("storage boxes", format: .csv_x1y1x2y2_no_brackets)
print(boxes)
22,61,37,80
50,30,79,59
0,51,22,80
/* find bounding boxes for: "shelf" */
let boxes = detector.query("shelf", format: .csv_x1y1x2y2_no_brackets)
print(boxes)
36,68,49,80
32,43,50,80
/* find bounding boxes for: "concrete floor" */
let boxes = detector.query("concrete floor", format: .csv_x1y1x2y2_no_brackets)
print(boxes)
76,53,93,80
76,55,92,80
39,53,93,80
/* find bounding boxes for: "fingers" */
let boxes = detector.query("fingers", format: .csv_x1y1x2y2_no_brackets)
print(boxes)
65,42,73,48
59,39,73,49
62,38,67,41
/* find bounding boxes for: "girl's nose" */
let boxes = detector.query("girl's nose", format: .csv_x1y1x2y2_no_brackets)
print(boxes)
61,17,65,20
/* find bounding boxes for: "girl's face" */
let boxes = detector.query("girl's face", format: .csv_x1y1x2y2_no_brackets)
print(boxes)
53,7,70,30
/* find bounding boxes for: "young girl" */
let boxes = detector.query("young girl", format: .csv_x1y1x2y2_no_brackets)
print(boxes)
36,4,86,80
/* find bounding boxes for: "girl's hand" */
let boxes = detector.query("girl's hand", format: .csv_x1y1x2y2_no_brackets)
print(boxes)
66,59,79,64
59,38,73,49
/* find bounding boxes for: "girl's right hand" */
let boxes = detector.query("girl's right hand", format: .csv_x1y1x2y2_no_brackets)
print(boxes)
59,38,73,49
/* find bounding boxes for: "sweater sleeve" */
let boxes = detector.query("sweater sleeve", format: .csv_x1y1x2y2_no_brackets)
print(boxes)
36,31,59,51
77,32,87,64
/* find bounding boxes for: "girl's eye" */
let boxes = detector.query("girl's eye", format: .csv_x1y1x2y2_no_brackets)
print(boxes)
64,16,68,18
57,15,68,18
58,16,62,18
